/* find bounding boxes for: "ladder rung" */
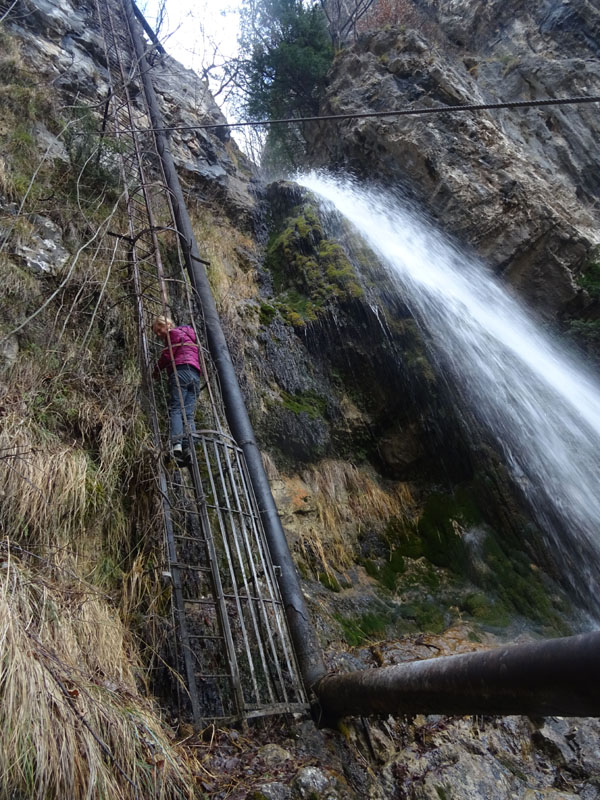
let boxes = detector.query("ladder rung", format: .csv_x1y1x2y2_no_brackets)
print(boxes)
195,673,231,679
183,597,215,605
174,534,206,542
187,634,224,640
169,562,210,572
222,593,281,605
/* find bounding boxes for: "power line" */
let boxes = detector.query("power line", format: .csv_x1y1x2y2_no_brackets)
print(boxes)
121,94,600,134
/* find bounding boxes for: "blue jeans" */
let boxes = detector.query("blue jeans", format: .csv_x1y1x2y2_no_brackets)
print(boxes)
167,365,201,445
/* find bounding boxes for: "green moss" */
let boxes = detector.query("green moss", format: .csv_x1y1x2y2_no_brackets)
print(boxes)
461,591,511,628
363,548,406,592
396,560,441,592
417,490,479,574
280,389,327,419
480,534,567,631
258,302,278,326
398,599,446,634
266,203,363,324
318,571,341,592
297,560,309,579
568,319,600,341
386,517,424,559
10,125,35,152
276,289,319,325
335,610,392,646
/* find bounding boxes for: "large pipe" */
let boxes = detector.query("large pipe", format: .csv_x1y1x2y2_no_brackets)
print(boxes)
313,630,600,720
123,0,326,689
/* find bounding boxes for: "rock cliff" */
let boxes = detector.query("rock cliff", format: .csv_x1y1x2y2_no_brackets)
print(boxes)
310,0,600,322
1,0,600,798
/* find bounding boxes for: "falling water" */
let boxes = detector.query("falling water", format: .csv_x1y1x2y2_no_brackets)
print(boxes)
297,171,600,617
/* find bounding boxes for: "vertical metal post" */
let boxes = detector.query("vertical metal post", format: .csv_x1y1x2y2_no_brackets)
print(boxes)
123,0,326,690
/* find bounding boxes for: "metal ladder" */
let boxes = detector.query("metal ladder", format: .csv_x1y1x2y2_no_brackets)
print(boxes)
94,0,307,724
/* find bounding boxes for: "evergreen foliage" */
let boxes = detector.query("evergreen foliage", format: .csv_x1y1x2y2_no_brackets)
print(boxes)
236,0,333,168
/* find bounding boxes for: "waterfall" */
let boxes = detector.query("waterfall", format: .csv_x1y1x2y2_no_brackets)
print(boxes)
297,171,600,617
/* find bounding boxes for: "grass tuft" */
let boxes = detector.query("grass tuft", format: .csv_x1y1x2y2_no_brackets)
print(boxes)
0,550,194,799
299,459,417,575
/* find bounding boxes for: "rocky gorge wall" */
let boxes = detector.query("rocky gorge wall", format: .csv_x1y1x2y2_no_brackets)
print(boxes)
1,0,600,798
309,0,600,323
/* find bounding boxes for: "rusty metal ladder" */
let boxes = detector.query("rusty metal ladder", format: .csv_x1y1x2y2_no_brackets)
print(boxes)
94,0,307,724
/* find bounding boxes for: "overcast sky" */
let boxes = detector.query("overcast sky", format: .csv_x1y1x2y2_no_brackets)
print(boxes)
139,0,242,73
138,1,260,153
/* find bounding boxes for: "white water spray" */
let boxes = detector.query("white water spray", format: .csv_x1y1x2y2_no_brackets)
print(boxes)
297,171,600,615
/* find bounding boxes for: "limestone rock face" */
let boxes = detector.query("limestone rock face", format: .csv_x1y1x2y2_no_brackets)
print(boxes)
4,2,600,799
6,0,256,221
309,0,600,318
14,214,69,275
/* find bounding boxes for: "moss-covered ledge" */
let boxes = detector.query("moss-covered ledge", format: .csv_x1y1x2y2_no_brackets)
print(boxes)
264,186,363,326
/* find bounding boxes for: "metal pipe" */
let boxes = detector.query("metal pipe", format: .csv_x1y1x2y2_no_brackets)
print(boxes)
130,1,166,53
313,631,600,720
124,0,326,689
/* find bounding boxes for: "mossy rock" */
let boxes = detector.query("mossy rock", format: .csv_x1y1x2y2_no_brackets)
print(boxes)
363,548,406,591
259,302,278,326
280,389,327,420
387,487,568,631
480,535,569,632
396,599,447,634
460,591,511,628
266,203,363,324
416,489,479,573
385,516,423,559
335,609,392,646
318,571,342,592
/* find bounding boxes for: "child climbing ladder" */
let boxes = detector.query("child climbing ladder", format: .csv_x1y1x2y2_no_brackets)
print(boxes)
152,315,203,466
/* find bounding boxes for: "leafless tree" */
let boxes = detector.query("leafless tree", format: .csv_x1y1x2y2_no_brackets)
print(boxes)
0,0,20,23
318,0,376,47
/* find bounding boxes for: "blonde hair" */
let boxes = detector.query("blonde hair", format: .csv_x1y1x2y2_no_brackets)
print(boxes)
152,315,174,333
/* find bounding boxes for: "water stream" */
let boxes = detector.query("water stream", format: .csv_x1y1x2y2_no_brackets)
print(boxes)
297,171,600,617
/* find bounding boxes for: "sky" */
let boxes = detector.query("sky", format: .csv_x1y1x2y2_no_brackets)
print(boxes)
139,0,265,153
140,0,242,76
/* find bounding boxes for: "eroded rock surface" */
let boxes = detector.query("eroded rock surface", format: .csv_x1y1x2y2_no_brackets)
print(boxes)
309,0,600,319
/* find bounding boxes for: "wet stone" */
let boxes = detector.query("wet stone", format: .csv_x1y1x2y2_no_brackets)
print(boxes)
257,743,293,768
291,766,337,799
248,783,292,800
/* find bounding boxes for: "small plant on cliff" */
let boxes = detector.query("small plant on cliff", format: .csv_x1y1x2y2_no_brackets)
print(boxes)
576,246,600,298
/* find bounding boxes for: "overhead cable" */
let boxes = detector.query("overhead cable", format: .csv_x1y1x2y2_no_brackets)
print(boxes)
120,94,600,134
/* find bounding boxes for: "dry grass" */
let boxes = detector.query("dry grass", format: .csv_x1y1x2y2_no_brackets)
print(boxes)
0,156,10,197
0,349,151,561
300,459,417,575
0,24,200,796
0,413,90,553
261,450,280,482
190,210,259,329
0,548,194,799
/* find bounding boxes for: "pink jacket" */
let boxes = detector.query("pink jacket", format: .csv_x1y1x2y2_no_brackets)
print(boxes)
155,325,202,376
